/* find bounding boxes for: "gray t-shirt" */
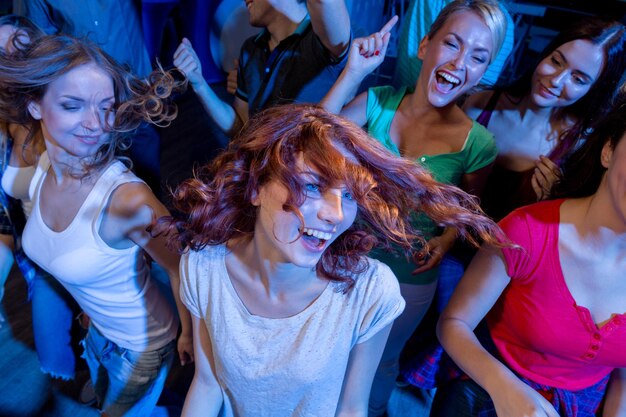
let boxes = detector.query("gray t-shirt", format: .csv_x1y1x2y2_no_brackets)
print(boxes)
180,245,405,417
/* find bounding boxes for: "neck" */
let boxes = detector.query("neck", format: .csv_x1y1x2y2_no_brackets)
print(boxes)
44,139,94,185
405,86,458,122
518,94,554,120
576,190,626,238
266,5,307,49
237,236,318,296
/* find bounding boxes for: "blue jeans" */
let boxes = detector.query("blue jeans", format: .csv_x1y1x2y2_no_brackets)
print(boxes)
31,271,79,380
435,254,465,313
81,325,175,417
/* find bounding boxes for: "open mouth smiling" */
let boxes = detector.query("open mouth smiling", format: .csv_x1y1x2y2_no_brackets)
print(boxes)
300,227,333,248
435,70,461,93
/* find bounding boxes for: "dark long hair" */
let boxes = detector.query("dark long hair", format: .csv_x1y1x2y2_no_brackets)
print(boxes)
159,105,506,288
554,94,626,198
506,17,626,162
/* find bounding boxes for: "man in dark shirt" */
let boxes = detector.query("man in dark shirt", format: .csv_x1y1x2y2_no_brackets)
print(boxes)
174,0,350,135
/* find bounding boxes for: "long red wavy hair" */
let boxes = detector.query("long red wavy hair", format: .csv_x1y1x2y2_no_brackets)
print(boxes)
160,105,504,287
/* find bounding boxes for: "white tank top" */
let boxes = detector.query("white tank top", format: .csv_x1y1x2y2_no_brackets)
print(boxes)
23,154,177,351
2,164,36,217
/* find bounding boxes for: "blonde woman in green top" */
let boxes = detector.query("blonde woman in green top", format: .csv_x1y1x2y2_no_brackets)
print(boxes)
321,1,507,414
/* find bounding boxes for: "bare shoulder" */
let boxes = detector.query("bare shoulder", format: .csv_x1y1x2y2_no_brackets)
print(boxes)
462,90,494,114
107,181,167,228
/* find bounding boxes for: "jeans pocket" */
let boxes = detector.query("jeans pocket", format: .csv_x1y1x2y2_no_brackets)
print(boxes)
119,348,163,375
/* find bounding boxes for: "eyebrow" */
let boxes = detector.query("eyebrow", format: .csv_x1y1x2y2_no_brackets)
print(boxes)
554,50,595,81
299,170,321,180
60,95,115,103
449,33,490,55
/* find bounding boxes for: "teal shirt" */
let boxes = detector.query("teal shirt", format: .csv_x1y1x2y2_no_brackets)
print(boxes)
366,85,497,284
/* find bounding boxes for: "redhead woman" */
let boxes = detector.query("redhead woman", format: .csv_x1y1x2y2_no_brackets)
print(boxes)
161,104,504,417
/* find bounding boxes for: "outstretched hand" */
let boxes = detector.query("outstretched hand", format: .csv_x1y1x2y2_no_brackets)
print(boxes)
344,16,398,81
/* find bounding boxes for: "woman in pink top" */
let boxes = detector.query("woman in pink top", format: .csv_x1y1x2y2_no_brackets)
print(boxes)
436,99,626,416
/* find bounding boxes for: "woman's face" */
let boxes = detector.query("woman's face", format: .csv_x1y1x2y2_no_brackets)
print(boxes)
28,63,115,159
418,11,493,108
530,39,604,109
252,152,358,268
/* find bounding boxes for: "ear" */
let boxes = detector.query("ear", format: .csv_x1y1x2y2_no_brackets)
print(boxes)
601,141,613,169
417,36,430,60
28,101,42,120
250,188,261,207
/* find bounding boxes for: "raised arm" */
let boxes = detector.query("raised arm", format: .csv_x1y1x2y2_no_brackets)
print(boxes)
335,324,392,416
21,0,60,34
437,246,559,417
306,0,351,58
181,316,223,417
320,16,397,125
107,182,193,365
173,38,247,134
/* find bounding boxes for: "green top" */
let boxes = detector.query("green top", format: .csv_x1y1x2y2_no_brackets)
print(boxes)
366,85,497,284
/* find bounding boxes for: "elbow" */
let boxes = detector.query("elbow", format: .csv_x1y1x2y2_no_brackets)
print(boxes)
436,315,466,351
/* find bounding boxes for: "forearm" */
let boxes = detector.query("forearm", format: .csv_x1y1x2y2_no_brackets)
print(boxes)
181,374,223,417
169,273,191,336
320,70,363,115
603,369,626,417
191,80,242,134
437,316,521,396
22,0,58,34
439,227,458,250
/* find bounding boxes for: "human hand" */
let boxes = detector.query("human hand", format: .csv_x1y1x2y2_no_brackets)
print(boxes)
531,156,562,201
173,38,205,88
492,379,560,417
226,59,239,95
344,15,398,81
412,233,455,275
177,332,194,366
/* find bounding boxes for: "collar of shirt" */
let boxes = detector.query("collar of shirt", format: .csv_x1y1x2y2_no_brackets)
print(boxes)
253,15,311,48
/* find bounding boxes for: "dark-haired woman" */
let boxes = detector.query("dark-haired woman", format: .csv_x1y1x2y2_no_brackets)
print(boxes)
464,17,626,221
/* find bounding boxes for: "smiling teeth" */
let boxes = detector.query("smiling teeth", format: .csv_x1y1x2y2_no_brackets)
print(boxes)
438,72,460,85
302,227,332,241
